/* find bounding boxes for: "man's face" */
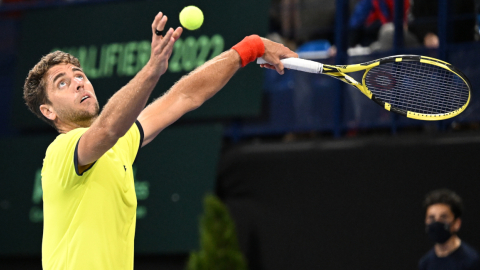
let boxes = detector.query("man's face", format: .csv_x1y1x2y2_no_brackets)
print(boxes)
425,203,460,233
43,63,99,127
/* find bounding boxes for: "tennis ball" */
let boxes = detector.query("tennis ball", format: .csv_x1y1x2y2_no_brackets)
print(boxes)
179,6,204,31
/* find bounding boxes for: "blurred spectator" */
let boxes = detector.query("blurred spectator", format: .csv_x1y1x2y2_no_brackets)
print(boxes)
348,0,410,47
270,0,355,49
419,189,480,270
280,0,301,43
268,0,299,50
369,21,419,51
408,0,476,48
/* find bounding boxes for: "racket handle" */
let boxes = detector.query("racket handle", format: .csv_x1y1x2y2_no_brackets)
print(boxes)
256,57,323,74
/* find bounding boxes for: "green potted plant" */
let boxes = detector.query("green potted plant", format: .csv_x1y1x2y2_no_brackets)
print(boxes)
187,194,247,270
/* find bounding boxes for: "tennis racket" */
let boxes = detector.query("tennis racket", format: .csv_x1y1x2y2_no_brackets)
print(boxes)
257,55,471,121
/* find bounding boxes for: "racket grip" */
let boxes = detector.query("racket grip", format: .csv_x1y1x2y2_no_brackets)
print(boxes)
256,57,323,74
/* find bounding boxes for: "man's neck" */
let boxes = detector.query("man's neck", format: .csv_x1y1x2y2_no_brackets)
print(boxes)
57,122,84,134
435,236,461,257
56,118,95,134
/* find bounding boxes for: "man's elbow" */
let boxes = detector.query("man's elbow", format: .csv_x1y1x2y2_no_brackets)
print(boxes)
190,98,203,111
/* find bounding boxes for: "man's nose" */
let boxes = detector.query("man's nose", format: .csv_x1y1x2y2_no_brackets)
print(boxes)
433,217,445,223
74,78,84,91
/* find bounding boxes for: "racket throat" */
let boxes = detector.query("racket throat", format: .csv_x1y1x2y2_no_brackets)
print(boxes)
326,72,359,85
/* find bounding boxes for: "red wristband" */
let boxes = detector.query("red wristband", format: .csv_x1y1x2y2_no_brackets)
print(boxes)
232,35,265,67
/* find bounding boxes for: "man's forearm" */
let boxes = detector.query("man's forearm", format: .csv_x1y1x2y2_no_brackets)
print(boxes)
167,49,241,109
137,49,241,146
95,63,160,137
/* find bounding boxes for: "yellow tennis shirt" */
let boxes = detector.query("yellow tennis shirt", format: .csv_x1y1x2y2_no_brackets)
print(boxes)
41,121,144,270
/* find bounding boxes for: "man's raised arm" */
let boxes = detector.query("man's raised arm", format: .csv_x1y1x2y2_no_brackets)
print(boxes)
138,35,298,146
77,13,183,167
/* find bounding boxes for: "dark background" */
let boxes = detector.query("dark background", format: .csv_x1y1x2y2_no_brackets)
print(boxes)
218,132,480,270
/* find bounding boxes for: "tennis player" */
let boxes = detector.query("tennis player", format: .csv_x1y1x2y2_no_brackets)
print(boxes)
23,12,297,270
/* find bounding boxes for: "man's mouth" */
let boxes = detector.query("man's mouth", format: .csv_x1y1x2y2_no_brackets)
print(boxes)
80,95,89,103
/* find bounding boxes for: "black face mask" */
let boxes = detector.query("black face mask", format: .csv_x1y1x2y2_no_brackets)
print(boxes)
426,221,453,244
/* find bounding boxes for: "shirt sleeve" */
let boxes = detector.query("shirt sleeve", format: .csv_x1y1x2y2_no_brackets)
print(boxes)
117,120,144,164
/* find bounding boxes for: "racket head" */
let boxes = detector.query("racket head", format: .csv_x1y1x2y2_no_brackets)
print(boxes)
361,55,471,121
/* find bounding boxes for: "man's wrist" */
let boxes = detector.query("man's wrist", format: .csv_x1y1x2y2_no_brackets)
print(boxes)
231,35,265,67
142,61,163,81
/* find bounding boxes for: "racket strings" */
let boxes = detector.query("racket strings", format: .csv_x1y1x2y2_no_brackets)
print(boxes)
380,64,462,114
364,61,469,115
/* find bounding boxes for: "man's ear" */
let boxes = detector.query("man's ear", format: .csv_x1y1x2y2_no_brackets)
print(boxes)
453,217,462,232
40,104,57,121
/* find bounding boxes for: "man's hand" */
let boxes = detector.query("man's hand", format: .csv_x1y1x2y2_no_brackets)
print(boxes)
259,38,298,75
147,12,183,77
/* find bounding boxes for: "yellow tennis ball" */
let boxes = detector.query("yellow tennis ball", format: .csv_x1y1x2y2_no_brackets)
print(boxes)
179,6,204,31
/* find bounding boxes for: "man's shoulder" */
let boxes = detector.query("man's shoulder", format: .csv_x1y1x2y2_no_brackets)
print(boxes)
419,248,436,269
419,243,480,270
49,128,87,146
461,242,480,257
458,241,480,266
45,128,88,157
42,128,89,181
420,248,436,261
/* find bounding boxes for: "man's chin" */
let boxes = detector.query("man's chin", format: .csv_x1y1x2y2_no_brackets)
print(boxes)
78,104,100,126
55,104,100,129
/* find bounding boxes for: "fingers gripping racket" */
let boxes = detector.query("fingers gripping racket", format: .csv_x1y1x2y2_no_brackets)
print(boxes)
257,55,471,121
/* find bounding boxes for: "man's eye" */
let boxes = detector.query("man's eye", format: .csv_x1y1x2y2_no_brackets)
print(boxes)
59,82,66,88
75,75,83,80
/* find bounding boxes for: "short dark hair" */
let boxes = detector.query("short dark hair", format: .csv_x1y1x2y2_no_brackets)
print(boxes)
423,189,463,219
23,51,81,129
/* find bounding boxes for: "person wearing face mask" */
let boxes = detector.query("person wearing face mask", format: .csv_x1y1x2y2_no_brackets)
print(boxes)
419,189,480,270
